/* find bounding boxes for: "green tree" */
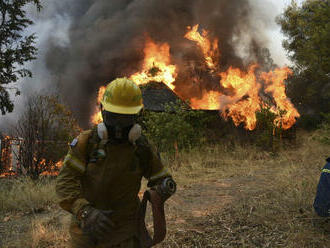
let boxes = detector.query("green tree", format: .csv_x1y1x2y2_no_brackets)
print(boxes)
277,0,330,115
0,0,41,115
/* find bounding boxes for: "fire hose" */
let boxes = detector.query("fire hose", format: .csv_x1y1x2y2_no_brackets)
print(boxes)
138,177,176,248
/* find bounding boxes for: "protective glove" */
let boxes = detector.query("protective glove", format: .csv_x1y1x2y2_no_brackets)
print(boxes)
78,205,115,242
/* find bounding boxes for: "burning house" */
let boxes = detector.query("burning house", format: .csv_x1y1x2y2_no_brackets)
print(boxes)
1,1,301,167
141,82,181,112
37,0,300,130
89,25,299,131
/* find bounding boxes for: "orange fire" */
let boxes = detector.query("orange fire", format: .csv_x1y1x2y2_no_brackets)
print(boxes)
0,172,16,178
91,86,106,125
130,37,177,90
40,160,63,176
261,68,301,129
182,25,299,130
90,24,299,130
191,91,222,110
185,24,219,71
218,65,261,130
90,38,178,125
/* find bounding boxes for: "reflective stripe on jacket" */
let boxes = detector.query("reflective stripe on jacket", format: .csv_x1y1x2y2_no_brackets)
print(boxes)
314,157,330,217
56,126,171,246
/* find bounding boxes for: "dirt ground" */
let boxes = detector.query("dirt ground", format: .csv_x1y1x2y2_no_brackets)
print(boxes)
1,136,330,247
0,173,269,248
0,174,310,248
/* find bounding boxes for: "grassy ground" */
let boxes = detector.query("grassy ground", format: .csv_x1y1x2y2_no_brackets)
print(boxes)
0,130,329,248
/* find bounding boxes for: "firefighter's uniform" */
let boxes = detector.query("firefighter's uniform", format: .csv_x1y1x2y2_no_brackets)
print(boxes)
56,78,171,248
314,157,330,217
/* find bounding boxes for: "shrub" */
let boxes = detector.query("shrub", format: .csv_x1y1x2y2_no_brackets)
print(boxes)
313,113,330,145
142,100,215,153
255,106,286,151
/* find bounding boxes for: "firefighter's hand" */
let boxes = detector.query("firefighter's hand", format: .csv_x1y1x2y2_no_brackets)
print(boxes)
78,205,115,240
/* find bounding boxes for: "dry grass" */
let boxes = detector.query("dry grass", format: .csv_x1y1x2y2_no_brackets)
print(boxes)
0,177,57,213
0,130,329,247
159,130,330,248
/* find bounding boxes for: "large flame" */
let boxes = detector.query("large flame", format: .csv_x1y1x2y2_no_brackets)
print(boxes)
185,24,219,71
130,37,177,90
219,65,261,130
182,25,299,130
191,90,222,110
261,68,301,129
91,38,178,125
90,24,300,130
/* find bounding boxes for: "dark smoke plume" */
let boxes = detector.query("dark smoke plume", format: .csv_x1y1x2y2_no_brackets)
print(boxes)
45,0,277,128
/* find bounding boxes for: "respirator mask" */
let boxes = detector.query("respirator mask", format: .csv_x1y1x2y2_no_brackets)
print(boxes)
101,110,137,140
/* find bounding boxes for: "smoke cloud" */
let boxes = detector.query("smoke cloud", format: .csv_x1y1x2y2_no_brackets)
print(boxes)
42,0,280,127
1,0,282,129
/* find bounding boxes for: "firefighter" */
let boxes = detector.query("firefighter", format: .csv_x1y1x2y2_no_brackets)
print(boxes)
314,157,330,217
56,77,176,248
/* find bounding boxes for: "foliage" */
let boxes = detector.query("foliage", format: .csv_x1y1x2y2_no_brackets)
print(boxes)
277,0,330,115
0,0,41,115
15,94,80,179
142,100,215,153
313,112,330,145
255,106,285,151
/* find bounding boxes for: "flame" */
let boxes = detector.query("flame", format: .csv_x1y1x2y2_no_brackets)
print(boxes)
91,86,106,125
191,91,222,110
261,67,301,129
130,37,177,90
183,25,299,130
90,37,178,125
218,65,261,131
185,24,219,70
0,172,16,178
88,24,299,131
40,160,63,176
55,160,63,169
0,134,64,178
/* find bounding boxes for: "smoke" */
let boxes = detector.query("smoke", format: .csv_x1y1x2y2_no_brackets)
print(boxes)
40,0,281,127
0,0,286,130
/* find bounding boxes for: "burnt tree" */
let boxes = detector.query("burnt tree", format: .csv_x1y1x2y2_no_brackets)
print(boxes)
15,94,80,179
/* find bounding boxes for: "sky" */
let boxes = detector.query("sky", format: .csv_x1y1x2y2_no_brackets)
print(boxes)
266,0,304,65
0,0,305,130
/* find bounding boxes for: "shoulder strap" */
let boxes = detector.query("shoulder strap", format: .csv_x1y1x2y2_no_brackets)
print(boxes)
85,125,101,163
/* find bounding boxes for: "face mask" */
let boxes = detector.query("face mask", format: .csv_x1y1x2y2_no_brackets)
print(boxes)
101,111,136,140
102,111,136,128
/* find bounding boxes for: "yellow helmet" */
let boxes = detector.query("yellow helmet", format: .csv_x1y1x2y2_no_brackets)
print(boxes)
101,77,143,114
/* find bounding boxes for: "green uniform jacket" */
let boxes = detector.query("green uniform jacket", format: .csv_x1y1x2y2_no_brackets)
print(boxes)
56,125,170,246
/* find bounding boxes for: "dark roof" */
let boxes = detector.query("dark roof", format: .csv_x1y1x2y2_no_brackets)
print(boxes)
141,82,181,111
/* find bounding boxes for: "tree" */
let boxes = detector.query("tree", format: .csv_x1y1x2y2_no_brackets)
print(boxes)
15,94,80,179
277,0,330,115
0,0,41,115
